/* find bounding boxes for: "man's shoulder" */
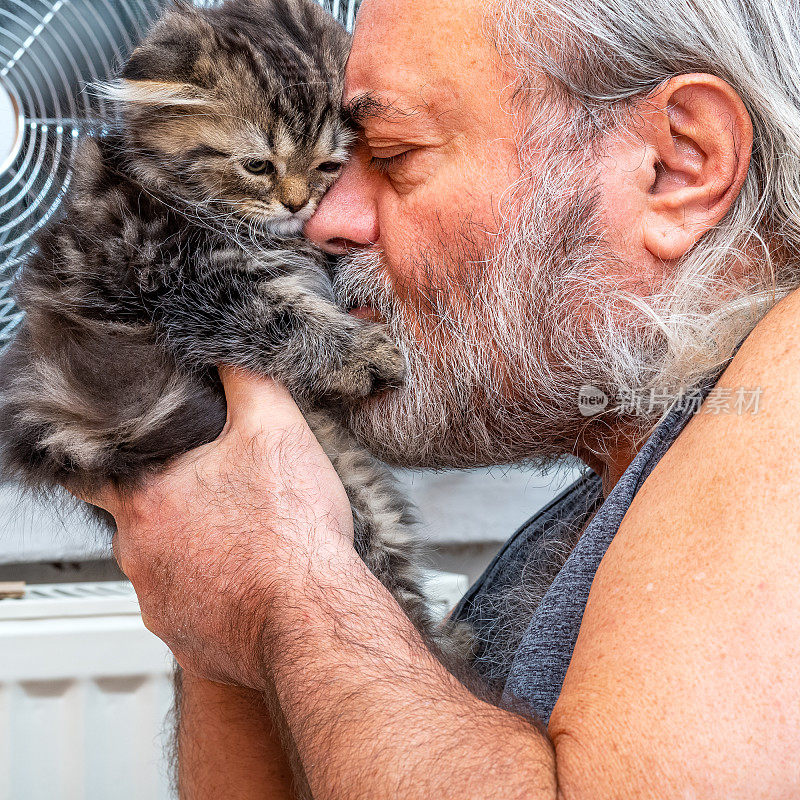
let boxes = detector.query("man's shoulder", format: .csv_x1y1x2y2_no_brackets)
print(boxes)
666,285,800,512
725,286,800,392
637,285,800,525
547,289,800,796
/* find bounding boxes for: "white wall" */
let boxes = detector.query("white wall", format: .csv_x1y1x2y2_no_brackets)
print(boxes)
0,465,582,582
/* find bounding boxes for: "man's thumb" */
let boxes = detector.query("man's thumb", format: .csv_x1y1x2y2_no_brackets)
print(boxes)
216,365,301,430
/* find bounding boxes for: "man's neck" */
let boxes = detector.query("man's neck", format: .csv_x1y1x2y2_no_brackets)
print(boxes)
577,426,641,497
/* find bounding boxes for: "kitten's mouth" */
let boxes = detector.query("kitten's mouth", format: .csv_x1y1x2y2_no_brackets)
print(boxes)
239,201,309,226
264,216,305,236
241,207,305,236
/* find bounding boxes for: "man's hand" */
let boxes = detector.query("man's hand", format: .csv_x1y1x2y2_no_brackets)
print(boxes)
80,364,560,800
86,366,355,689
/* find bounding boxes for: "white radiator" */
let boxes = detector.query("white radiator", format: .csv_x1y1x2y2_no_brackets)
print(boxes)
0,571,468,800
0,582,174,800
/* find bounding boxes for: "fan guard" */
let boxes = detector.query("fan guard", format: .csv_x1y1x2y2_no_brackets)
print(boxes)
0,0,359,347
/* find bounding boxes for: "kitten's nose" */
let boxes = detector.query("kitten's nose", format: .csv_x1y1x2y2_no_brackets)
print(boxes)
279,179,310,215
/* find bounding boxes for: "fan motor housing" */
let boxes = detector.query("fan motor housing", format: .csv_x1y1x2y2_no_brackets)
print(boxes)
0,75,22,177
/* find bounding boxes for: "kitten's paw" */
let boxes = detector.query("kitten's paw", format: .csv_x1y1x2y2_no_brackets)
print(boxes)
358,325,406,389
331,324,406,398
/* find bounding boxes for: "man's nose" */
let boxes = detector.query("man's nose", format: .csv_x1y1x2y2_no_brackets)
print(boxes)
304,145,379,255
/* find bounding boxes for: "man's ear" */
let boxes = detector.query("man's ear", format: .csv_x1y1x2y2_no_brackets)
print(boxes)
634,74,753,262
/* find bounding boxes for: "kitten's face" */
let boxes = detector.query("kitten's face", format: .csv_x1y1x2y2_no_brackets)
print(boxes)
116,0,352,236
129,94,351,236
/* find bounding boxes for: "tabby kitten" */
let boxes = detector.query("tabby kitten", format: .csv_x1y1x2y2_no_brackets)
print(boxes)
0,0,455,658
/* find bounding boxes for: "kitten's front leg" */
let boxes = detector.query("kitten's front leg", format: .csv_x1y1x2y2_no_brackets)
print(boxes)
258,272,407,400
154,268,405,401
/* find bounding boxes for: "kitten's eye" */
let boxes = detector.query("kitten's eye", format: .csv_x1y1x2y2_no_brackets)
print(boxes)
316,161,342,173
243,159,276,176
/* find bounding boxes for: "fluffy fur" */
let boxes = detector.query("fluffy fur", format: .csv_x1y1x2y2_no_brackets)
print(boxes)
0,0,466,665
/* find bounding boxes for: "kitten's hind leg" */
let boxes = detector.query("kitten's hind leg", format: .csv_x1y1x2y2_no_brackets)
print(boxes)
0,324,226,497
304,410,474,670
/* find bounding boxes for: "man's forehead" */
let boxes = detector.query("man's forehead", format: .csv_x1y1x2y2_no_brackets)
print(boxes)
344,0,490,121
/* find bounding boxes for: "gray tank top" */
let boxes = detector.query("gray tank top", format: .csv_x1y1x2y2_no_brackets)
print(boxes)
452,379,718,724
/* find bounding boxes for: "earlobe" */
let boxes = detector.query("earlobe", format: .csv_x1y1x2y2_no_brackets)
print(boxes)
643,215,702,262
640,74,753,262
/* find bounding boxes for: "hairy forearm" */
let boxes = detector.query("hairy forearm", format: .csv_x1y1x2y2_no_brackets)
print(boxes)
175,669,295,799
267,551,559,800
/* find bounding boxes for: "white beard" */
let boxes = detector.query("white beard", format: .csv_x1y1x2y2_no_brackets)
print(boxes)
334,121,755,469
333,168,626,469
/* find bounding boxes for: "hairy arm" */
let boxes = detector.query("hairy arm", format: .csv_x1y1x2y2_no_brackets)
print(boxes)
175,670,295,799
266,550,557,800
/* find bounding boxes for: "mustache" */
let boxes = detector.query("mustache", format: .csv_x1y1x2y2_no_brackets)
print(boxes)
334,247,394,316
334,238,493,325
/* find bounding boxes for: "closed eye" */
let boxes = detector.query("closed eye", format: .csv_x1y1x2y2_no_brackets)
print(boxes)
368,151,410,174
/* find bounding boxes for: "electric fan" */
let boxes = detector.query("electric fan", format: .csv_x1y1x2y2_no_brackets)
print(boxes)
0,0,359,348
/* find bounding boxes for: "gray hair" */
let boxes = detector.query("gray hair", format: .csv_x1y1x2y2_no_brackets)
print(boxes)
495,0,800,407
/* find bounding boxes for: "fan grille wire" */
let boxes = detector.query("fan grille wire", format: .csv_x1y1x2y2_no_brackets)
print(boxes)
0,0,359,346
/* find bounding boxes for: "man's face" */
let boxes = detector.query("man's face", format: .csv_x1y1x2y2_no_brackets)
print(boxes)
305,0,613,468
307,0,521,288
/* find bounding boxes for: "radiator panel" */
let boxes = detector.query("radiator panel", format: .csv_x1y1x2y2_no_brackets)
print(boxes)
0,582,174,800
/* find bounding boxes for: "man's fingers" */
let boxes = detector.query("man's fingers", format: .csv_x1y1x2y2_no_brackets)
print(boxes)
217,365,303,430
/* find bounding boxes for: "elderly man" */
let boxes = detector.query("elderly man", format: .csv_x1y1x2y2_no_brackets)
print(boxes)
91,0,800,796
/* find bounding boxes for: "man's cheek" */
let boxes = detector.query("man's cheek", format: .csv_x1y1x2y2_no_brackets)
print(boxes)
380,232,451,301
376,199,424,285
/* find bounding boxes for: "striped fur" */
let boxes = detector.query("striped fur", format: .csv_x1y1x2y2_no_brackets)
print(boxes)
0,0,470,677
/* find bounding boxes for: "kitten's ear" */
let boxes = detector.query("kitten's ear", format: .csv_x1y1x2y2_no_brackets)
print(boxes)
98,78,209,107
121,8,211,88
107,8,214,107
